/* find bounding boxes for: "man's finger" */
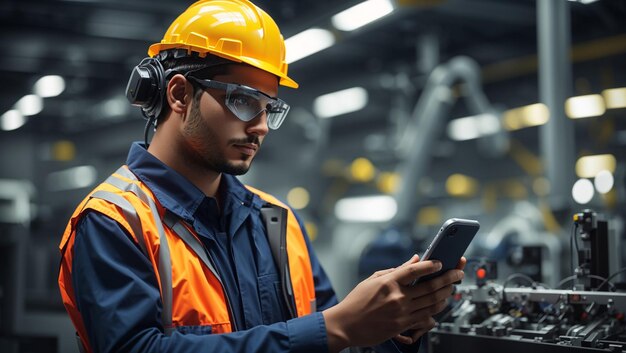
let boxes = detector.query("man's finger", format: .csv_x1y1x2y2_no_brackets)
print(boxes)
456,256,467,270
369,268,396,279
369,254,421,280
403,254,420,266
391,260,442,286
393,333,414,345
393,325,432,345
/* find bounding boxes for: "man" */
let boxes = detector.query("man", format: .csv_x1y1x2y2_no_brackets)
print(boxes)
58,1,465,352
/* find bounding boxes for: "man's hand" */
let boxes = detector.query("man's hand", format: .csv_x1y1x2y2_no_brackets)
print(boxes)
393,256,467,345
322,255,465,352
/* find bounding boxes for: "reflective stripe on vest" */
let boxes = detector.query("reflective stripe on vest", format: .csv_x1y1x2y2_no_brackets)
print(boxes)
90,190,148,257
101,170,175,334
104,168,242,331
160,210,239,331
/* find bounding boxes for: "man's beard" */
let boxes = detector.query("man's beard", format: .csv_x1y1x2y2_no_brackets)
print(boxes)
183,101,259,176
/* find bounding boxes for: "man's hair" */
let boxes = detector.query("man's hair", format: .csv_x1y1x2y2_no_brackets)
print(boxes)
156,51,234,121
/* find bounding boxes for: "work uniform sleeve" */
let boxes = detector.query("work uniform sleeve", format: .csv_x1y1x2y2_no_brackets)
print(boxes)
72,211,329,353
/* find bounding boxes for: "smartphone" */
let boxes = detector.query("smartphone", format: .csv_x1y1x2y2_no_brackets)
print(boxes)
411,218,480,285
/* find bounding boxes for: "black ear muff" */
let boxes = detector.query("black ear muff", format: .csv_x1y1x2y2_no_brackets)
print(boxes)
125,57,166,121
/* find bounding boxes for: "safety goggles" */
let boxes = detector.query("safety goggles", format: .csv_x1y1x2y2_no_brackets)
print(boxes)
186,76,290,130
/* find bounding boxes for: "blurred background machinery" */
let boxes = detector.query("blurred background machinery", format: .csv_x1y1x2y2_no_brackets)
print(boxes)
428,211,626,352
1,0,626,352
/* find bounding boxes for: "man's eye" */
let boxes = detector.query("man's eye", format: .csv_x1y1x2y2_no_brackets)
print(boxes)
231,94,255,107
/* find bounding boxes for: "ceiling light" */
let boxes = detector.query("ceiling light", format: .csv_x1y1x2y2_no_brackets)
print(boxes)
417,206,442,226
287,187,310,210
503,103,549,131
572,178,594,205
594,170,614,194
575,154,616,178
445,174,479,198
565,94,605,119
334,195,397,222
313,87,368,119
98,95,130,119
1,110,26,131
602,87,626,109
377,172,400,194
447,113,500,141
285,28,335,64
350,157,376,183
532,177,551,197
331,0,395,32
448,116,480,141
34,75,66,98
46,165,97,191
51,140,76,162
15,94,43,116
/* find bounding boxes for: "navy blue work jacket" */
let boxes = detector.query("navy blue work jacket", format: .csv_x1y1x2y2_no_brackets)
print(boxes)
71,142,418,353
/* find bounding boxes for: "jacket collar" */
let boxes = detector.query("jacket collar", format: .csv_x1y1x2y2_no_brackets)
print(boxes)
125,142,265,223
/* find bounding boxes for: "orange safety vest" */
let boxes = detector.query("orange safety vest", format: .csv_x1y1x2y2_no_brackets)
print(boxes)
58,166,317,353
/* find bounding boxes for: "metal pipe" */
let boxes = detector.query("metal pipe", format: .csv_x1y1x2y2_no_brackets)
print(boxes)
392,56,492,226
537,0,576,210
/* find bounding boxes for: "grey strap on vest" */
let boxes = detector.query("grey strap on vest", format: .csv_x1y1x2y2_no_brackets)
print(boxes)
104,168,175,335
91,190,149,257
115,166,139,181
260,205,297,319
162,210,238,331
162,211,222,283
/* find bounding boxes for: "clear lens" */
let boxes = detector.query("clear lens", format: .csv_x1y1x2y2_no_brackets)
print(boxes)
188,76,290,129
266,102,290,129
226,86,290,129
226,88,264,122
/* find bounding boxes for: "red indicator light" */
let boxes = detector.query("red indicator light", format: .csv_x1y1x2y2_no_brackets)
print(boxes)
476,268,487,279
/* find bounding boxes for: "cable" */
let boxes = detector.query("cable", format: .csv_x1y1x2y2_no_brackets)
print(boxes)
501,273,550,303
558,274,616,291
502,273,550,290
558,275,577,289
593,267,626,291
573,223,580,257
570,222,578,277
503,273,536,289
143,115,156,148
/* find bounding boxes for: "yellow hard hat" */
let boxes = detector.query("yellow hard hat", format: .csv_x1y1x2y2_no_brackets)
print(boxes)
148,0,298,88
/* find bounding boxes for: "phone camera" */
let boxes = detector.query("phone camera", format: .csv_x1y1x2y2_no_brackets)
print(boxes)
448,226,458,237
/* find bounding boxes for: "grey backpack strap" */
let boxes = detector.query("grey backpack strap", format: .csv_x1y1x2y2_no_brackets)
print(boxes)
260,204,297,319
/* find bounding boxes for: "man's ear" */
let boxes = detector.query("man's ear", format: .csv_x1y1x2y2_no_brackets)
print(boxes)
166,74,192,115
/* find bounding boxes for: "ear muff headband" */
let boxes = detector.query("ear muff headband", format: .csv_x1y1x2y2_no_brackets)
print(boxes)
125,57,166,121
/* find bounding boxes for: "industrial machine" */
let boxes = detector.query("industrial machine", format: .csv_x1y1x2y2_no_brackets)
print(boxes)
428,210,626,353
